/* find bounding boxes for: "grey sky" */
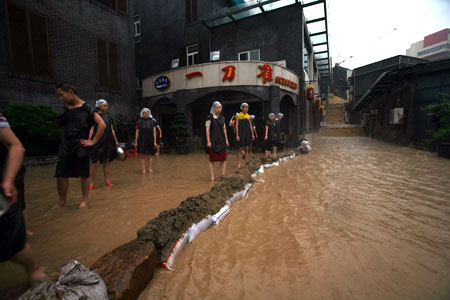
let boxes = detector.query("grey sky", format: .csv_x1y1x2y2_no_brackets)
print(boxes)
312,0,450,70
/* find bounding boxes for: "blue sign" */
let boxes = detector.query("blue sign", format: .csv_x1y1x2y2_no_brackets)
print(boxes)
155,76,170,90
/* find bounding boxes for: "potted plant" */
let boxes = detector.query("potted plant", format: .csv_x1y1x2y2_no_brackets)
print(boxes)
169,111,190,154
422,95,450,158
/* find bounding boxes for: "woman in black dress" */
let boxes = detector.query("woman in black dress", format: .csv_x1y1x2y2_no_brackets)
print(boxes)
273,112,284,156
235,102,255,168
89,99,119,189
135,108,157,174
205,101,229,181
264,113,276,157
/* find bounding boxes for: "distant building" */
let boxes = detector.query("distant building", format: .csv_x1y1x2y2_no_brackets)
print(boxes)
406,28,450,61
0,0,139,116
349,55,427,113
134,0,331,144
332,64,352,100
350,58,450,145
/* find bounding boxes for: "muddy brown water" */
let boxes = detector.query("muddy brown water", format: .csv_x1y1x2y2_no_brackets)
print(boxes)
139,137,450,300
0,153,245,290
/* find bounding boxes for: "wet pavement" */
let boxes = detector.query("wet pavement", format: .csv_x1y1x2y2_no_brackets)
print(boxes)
138,137,450,300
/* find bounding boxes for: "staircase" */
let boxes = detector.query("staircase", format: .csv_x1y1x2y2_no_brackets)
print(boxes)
320,95,365,137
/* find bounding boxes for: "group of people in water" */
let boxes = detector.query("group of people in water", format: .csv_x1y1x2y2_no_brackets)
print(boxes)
205,101,284,181
0,81,287,286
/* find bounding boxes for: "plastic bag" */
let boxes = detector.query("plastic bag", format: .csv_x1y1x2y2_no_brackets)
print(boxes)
165,233,189,270
187,216,213,243
212,205,231,226
19,260,108,300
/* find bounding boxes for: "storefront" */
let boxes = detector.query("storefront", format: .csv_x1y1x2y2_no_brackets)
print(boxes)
142,60,300,146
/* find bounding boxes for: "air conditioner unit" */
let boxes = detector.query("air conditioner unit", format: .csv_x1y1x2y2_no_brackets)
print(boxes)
389,108,404,124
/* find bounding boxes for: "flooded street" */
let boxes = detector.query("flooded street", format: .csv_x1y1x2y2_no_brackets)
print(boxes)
139,137,450,300
0,153,243,289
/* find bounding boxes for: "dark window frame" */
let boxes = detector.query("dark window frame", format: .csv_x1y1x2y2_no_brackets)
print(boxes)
5,2,53,79
91,0,128,14
95,37,121,91
185,0,198,24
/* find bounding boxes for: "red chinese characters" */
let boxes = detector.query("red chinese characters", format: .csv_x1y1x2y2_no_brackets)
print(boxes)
222,65,236,82
257,64,273,84
275,76,298,89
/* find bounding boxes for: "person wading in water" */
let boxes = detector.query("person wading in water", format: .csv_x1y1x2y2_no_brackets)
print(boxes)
205,101,229,181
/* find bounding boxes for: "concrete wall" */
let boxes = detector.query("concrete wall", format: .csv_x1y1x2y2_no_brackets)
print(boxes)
0,0,138,116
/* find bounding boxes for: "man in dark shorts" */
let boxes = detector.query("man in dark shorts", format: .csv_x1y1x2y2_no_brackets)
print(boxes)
53,82,106,209
0,113,46,283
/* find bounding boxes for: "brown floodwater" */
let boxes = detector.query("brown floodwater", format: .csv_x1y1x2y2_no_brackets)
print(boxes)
139,137,450,300
0,152,245,290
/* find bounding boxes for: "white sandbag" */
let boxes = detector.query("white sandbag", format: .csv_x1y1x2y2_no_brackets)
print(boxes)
166,232,189,270
187,216,213,243
212,205,231,226
263,163,275,169
243,183,254,199
258,165,264,173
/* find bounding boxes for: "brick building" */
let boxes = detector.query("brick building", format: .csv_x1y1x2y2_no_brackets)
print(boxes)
134,0,330,146
0,0,139,117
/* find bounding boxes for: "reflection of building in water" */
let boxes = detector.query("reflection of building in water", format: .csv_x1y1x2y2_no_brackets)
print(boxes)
406,29,450,61
135,0,332,146
0,0,139,117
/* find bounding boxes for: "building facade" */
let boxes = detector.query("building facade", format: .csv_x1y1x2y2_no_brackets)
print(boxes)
0,0,139,116
134,0,329,146
350,58,450,145
406,28,450,61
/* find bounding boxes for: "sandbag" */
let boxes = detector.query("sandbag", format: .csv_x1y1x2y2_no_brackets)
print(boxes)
165,233,188,270
212,205,230,226
19,260,108,300
187,216,213,243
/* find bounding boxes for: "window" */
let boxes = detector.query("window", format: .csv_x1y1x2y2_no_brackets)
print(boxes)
96,38,120,90
238,49,260,61
210,51,220,61
187,44,199,66
6,3,52,78
134,15,141,43
171,58,180,69
303,45,309,76
186,0,198,24
94,0,128,14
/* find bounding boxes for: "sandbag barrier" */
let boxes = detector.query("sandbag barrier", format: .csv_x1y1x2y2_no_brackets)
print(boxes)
88,150,301,300
152,151,298,270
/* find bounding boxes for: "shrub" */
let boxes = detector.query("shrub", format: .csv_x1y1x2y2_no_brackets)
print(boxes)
5,103,62,155
422,94,450,146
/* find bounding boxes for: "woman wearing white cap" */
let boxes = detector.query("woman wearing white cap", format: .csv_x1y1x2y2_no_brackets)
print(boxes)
89,99,119,189
135,108,157,174
235,102,255,167
205,101,229,181
249,114,258,154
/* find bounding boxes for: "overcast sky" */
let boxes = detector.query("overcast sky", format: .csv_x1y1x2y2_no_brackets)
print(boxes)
304,0,450,70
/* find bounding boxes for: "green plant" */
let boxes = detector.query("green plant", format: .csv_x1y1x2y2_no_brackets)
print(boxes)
422,94,450,146
169,111,189,138
6,103,62,155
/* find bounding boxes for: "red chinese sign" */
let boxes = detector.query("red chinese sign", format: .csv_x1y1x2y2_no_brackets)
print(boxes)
306,84,314,100
222,65,236,82
275,76,298,89
186,71,203,79
257,64,273,84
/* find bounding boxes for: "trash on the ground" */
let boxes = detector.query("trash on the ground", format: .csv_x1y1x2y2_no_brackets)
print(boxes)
19,260,108,300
